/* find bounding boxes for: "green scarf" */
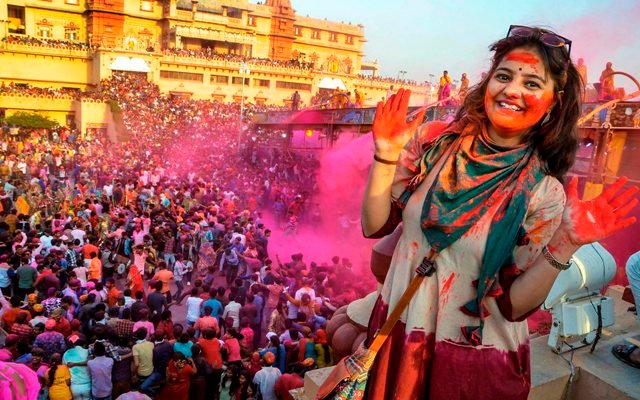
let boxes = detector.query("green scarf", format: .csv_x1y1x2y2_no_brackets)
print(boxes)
398,122,544,345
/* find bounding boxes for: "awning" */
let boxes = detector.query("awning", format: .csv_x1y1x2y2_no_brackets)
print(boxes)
109,57,151,73
318,77,347,90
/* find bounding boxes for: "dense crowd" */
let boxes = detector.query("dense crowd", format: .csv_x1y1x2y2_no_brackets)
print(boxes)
0,72,375,400
162,49,314,71
3,35,91,51
0,82,79,99
355,73,421,86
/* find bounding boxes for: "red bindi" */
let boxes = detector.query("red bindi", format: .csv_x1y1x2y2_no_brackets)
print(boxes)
505,51,540,65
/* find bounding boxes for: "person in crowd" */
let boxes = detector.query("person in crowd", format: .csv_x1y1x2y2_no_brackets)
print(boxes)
198,327,223,396
45,352,73,400
359,25,636,399
111,336,134,399
34,319,67,360
152,262,174,302
599,61,615,100
252,352,281,400
261,332,286,374
87,341,114,400
437,70,452,101
155,352,196,400
459,72,470,100
174,332,194,358
612,249,640,368
274,362,306,400
62,335,91,400
223,328,243,369
140,329,174,396
189,344,209,400
132,327,154,383
194,305,219,337
313,329,333,368
576,58,588,90
222,293,242,330
185,288,203,327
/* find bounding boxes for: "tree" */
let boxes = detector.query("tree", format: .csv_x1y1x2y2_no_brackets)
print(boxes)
4,112,59,129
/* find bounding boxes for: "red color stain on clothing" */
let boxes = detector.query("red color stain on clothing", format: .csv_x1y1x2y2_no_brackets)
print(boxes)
505,51,540,65
429,340,531,400
364,296,532,400
364,321,436,400
441,272,456,296
410,240,419,258
439,272,458,310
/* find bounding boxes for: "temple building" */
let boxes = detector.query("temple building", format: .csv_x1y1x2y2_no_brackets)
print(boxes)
0,0,430,130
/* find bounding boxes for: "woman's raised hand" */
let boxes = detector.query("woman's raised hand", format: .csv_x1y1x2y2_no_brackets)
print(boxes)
372,88,425,160
559,176,638,246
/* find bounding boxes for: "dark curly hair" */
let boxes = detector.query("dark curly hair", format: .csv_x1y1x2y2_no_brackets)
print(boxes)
454,27,582,181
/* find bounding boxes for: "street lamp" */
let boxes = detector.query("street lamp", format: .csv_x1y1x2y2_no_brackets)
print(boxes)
397,70,407,80
238,62,250,154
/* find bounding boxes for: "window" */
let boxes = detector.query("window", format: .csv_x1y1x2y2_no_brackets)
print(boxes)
210,75,229,84
105,25,113,33
160,70,203,82
140,0,153,11
38,26,52,38
65,29,79,41
232,77,250,85
248,16,257,26
276,81,311,91
294,26,302,36
345,35,354,45
329,32,337,42
254,79,270,87
65,0,79,4
7,5,26,34
311,30,321,40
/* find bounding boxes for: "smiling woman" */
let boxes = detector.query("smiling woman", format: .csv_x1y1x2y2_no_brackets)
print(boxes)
483,48,556,145
319,26,638,400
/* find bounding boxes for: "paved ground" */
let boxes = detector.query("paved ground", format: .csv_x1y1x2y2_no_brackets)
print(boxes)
112,268,227,327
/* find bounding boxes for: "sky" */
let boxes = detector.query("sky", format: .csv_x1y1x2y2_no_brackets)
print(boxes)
282,0,640,92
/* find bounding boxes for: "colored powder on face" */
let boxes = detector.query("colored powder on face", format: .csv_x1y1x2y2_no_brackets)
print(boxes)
505,51,540,66
485,88,554,134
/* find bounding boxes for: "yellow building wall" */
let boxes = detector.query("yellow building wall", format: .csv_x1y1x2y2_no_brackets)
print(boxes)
123,0,164,20
292,41,358,74
0,51,92,88
26,7,86,41
73,100,119,141
155,60,315,106
0,94,74,126
121,15,163,50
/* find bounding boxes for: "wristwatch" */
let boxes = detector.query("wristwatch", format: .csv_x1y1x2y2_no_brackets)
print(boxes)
542,245,572,271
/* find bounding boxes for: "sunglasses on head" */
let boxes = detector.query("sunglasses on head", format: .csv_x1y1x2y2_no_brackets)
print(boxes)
507,25,572,58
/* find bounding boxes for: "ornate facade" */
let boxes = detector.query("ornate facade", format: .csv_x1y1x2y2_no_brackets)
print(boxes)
0,0,429,117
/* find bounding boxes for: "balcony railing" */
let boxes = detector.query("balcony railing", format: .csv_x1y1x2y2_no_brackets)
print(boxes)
160,53,314,77
1,41,92,57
